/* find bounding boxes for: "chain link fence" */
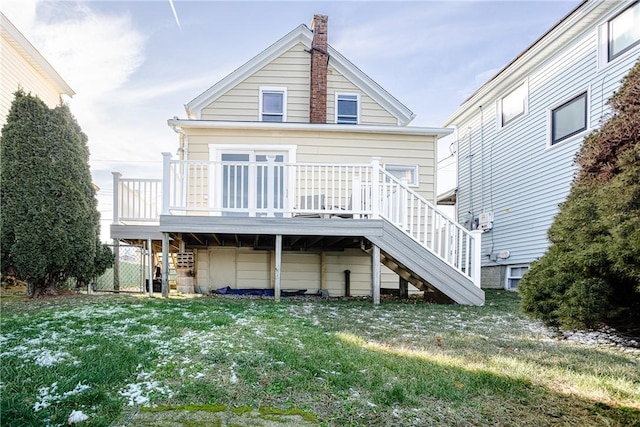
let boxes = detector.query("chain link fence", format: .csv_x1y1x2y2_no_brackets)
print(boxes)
94,244,146,293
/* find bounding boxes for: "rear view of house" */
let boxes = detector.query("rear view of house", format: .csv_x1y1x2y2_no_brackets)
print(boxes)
441,0,640,290
111,15,484,305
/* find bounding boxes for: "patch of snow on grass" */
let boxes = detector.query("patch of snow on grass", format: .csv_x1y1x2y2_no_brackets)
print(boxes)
33,382,90,412
118,380,172,406
67,410,89,424
34,349,72,367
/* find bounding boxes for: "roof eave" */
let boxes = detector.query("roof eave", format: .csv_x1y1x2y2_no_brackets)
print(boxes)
167,118,453,137
0,12,75,97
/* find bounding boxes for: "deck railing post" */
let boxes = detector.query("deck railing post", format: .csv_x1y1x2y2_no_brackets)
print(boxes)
352,176,361,219
370,157,381,218
267,155,275,217
470,230,483,287
162,152,172,215
112,172,121,224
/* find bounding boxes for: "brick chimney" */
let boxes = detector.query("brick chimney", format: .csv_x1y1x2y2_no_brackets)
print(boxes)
310,15,328,124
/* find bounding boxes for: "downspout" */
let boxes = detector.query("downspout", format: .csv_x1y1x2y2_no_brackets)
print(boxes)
170,117,188,160
479,105,484,212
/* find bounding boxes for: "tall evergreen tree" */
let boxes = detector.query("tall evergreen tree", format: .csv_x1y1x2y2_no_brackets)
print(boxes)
1,91,112,296
519,60,640,329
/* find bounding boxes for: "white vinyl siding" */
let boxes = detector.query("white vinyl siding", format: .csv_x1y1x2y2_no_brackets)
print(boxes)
452,2,640,273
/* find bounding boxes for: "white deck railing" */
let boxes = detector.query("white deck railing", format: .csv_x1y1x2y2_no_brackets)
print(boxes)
113,155,481,286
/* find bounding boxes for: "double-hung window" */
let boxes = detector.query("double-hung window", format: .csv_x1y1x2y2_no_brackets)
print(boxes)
550,92,588,145
336,93,359,124
260,87,286,122
499,81,528,128
608,1,640,61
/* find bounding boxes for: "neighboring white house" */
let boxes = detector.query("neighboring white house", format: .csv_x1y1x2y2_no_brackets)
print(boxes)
0,12,74,128
440,0,640,289
111,15,484,305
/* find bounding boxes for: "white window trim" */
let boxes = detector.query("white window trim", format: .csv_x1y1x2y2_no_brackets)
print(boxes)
505,264,529,291
335,92,360,124
383,164,419,187
259,86,287,122
546,88,590,148
496,79,529,130
597,1,640,70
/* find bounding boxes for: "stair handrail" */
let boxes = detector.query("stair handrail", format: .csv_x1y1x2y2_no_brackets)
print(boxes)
374,163,481,286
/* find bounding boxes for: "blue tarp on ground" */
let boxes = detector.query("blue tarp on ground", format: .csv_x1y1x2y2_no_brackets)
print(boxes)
213,286,306,296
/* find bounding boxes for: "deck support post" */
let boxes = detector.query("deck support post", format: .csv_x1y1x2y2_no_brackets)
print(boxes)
112,239,120,293
372,244,380,305
147,238,153,297
470,230,483,288
162,232,169,298
275,234,282,302
320,251,327,293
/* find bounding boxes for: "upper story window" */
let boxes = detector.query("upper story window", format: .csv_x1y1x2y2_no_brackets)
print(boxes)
499,81,528,128
550,91,588,145
260,87,287,122
336,93,359,124
608,1,640,61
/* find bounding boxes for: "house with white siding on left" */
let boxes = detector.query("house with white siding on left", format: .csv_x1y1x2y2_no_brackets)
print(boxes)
0,12,74,129
110,15,484,305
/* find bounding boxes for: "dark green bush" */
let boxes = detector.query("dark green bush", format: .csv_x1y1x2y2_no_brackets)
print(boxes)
520,60,640,329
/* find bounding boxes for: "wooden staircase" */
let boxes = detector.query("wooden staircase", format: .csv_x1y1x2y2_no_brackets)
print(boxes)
365,219,484,306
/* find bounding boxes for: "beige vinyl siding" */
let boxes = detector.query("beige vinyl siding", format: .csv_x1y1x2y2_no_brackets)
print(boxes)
185,127,436,203
200,42,310,122
0,36,62,127
327,67,397,126
195,247,400,296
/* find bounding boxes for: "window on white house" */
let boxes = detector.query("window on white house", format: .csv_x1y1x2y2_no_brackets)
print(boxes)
500,82,528,127
384,164,419,187
336,94,359,124
551,92,587,145
608,1,640,61
260,87,286,122
506,265,529,290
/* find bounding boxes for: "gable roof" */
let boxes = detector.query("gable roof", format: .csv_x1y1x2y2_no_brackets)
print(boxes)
1,12,75,97
185,23,415,125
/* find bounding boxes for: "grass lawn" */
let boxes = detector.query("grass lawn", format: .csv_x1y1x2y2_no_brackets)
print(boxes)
1,290,638,426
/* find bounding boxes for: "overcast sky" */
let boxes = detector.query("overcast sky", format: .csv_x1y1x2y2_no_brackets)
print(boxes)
1,0,579,241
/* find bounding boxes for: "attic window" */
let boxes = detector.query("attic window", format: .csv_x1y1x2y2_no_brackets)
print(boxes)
608,1,640,61
336,93,359,124
260,87,287,122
